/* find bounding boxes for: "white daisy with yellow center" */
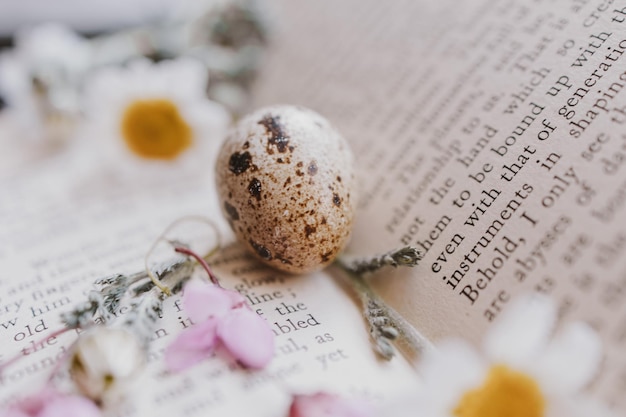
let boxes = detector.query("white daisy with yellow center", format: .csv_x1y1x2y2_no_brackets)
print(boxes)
83,58,230,179
120,98,192,160
410,296,616,417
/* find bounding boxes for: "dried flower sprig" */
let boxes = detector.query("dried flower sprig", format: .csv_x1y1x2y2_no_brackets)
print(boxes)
61,217,220,354
341,247,423,276
60,259,193,334
47,258,196,403
0,217,222,413
338,247,432,360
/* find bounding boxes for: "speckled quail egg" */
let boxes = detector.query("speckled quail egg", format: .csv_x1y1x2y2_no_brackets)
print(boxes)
215,105,355,274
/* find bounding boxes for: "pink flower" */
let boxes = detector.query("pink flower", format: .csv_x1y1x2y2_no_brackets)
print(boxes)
288,392,373,417
2,388,100,417
165,279,274,371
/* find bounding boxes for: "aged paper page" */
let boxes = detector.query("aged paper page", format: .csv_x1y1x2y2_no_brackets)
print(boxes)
253,0,626,409
0,146,420,414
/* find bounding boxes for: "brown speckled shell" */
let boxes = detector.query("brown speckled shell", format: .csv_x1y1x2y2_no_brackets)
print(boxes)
215,105,355,274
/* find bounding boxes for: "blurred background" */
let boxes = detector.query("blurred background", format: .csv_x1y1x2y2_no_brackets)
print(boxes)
0,0,175,38
0,0,274,179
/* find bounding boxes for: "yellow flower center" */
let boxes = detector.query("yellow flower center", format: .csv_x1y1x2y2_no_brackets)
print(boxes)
454,365,545,417
121,99,192,160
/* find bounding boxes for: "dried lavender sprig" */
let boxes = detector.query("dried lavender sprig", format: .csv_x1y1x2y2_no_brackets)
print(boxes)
344,269,432,359
57,215,217,366
132,259,194,296
94,274,127,287
101,284,129,316
121,293,164,349
342,247,423,276
60,259,193,331
60,291,103,329
96,270,150,315
122,258,196,348
94,269,149,289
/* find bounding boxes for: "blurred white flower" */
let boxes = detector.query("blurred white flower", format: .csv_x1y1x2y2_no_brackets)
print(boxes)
169,0,223,22
82,58,231,180
409,295,615,417
70,327,145,404
0,23,91,143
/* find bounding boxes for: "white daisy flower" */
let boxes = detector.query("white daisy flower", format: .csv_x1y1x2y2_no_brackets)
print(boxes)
406,295,615,417
0,23,91,143
82,58,231,181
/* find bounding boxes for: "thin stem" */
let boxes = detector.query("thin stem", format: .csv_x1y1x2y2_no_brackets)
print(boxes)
46,340,74,384
143,215,222,296
337,261,434,360
0,327,73,374
145,247,172,296
174,246,221,287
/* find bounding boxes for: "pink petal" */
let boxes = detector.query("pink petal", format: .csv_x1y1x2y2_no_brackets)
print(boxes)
224,288,247,307
14,387,59,416
289,393,372,417
165,319,219,372
39,396,100,417
183,280,236,322
1,407,30,417
216,308,274,369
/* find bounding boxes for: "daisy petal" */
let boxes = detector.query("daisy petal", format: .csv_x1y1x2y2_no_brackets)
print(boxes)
217,308,274,369
160,58,207,100
547,394,619,417
82,57,230,183
165,319,218,372
39,396,101,417
484,294,556,364
419,339,486,409
533,322,602,394
182,280,235,322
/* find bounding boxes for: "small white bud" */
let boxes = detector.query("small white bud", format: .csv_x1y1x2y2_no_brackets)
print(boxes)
70,327,145,403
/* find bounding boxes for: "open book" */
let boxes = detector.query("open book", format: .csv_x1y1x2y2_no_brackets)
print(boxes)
1,0,625,414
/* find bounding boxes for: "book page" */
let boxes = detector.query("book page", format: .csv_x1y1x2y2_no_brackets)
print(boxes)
252,0,626,409
0,146,420,414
